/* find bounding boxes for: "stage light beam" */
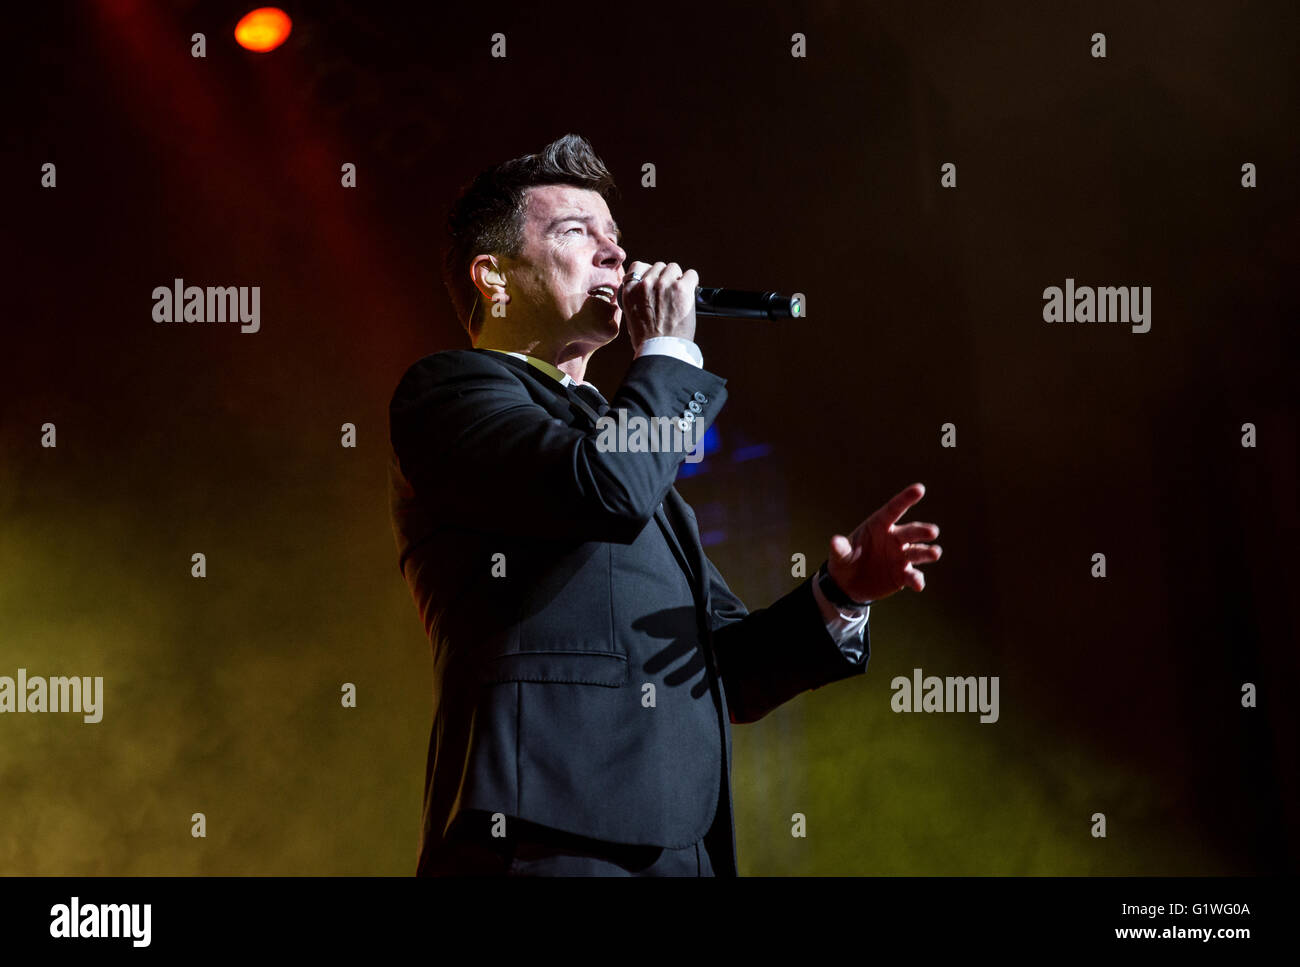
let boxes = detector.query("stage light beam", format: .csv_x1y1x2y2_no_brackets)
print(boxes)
235,7,292,52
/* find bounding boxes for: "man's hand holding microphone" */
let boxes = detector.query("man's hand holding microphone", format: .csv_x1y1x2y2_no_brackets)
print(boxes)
620,260,698,353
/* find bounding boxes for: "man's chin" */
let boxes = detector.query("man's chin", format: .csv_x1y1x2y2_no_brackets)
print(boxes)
577,305,621,344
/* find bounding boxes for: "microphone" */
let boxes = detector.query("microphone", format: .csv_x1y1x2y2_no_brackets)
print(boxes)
695,286,802,319
618,284,802,320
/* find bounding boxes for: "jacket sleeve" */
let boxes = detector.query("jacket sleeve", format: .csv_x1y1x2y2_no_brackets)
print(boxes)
706,555,870,724
389,349,727,543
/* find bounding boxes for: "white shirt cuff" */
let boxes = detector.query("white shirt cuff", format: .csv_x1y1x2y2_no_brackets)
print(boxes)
811,576,870,663
636,336,703,369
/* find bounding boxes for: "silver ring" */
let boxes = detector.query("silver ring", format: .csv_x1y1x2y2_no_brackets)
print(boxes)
629,272,643,283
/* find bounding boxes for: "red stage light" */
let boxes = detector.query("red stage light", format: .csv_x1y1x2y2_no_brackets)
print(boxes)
234,7,292,52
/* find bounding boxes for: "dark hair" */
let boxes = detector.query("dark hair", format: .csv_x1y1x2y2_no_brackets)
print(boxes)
443,133,618,340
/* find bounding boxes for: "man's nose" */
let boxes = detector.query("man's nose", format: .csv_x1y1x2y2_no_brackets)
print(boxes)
601,242,626,269
597,231,625,268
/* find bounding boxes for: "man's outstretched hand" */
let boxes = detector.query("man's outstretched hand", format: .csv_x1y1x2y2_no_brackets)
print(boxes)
827,483,942,603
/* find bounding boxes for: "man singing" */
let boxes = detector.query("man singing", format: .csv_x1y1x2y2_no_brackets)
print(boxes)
387,133,942,876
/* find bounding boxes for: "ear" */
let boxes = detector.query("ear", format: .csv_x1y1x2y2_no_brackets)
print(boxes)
471,254,508,306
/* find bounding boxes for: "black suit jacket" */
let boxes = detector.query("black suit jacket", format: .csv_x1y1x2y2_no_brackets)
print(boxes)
387,347,870,875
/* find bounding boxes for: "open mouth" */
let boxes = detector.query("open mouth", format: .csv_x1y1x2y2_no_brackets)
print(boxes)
588,285,618,305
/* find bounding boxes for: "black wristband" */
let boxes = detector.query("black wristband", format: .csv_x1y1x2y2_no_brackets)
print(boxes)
816,559,871,609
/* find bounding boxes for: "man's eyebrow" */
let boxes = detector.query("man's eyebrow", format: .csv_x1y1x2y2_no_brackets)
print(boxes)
547,213,621,240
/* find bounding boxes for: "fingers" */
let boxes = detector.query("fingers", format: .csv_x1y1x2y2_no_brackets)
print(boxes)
623,261,652,295
621,261,699,343
842,488,939,596
894,522,939,543
829,534,857,564
641,261,669,289
624,261,692,291
902,543,942,564
877,482,925,527
640,262,689,305
900,539,940,592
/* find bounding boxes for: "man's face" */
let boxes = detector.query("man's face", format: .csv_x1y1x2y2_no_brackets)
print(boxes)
500,184,627,346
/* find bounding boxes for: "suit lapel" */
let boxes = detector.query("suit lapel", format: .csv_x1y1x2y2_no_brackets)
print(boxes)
475,349,706,602
659,486,707,610
472,348,590,424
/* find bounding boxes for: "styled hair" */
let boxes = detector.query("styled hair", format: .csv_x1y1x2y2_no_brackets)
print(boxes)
442,133,619,340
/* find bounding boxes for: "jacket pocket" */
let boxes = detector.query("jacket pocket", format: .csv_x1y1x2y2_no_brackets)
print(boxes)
479,649,628,687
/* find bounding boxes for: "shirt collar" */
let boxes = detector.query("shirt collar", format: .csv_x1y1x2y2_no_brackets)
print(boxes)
483,349,599,393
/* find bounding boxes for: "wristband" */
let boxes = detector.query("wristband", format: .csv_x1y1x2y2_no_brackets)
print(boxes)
816,559,871,609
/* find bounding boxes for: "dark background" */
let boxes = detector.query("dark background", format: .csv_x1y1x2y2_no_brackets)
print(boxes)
2,0,1296,874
